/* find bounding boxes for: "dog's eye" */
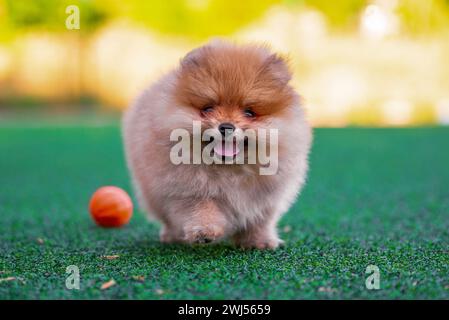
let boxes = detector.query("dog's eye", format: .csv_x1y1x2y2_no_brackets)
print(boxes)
201,105,214,114
244,108,256,118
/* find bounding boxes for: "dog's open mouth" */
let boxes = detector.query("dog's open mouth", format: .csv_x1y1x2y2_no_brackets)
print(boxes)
204,136,249,161
213,140,240,158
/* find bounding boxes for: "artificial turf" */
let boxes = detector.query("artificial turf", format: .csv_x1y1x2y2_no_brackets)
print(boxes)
0,123,448,299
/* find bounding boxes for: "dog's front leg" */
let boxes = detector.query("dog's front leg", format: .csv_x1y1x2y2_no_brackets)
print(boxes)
180,200,229,244
233,214,284,249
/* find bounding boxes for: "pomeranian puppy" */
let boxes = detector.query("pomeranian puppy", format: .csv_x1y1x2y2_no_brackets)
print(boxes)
123,40,311,249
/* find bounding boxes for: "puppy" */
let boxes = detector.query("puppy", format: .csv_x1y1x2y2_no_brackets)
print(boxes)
122,40,312,249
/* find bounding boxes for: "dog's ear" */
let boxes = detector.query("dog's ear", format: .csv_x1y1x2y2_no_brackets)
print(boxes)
181,43,216,70
181,47,202,69
181,39,229,70
261,53,292,85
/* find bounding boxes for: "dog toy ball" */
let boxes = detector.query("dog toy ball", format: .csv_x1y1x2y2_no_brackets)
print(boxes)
89,186,133,227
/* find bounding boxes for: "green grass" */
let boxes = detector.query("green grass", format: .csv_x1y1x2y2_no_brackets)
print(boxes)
0,124,448,299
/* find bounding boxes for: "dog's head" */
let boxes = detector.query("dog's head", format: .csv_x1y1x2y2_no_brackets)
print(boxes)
173,40,297,163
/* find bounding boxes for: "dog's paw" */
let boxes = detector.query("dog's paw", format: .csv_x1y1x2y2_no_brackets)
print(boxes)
183,225,224,244
237,237,284,250
159,226,180,244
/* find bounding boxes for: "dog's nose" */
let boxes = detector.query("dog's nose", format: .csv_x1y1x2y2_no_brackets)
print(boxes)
218,123,235,136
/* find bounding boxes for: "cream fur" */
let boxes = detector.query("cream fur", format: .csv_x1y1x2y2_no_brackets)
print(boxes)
122,42,312,249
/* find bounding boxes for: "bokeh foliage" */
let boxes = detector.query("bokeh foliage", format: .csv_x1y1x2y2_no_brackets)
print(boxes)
0,0,448,125
1,0,278,39
1,0,449,40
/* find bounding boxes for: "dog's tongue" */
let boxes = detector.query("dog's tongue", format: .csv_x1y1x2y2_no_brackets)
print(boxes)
214,141,240,157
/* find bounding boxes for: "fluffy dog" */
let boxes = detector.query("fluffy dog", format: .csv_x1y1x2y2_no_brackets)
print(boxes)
122,40,312,249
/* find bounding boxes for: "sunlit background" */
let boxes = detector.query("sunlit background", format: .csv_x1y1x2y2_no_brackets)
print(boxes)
1,0,449,126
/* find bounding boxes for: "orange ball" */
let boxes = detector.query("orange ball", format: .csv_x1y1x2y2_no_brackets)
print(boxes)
89,186,133,228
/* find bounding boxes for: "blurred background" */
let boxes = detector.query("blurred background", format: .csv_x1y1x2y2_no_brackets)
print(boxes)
0,0,448,126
